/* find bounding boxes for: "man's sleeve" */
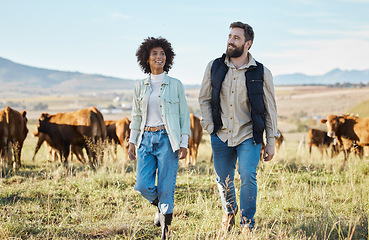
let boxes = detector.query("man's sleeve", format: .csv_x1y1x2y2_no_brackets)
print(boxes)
263,67,278,146
198,61,214,134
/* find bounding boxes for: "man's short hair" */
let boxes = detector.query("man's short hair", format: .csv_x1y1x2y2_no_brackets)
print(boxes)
230,21,254,43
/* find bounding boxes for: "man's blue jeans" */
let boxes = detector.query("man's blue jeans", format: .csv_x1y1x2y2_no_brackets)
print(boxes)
211,134,261,227
134,129,179,214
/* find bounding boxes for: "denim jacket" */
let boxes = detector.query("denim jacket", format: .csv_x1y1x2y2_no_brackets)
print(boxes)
130,74,191,152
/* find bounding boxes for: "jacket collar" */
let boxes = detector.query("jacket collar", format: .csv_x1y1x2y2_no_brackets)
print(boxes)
225,52,257,70
144,73,170,85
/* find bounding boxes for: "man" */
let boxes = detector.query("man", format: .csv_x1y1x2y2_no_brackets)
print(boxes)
198,21,278,232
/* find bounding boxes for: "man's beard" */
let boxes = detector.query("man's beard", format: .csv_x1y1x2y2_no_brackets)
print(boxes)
226,42,245,58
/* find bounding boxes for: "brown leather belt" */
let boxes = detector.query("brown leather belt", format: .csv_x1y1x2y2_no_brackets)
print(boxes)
144,125,165,132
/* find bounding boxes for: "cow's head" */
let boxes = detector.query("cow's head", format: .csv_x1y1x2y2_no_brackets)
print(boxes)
21,111,27,122
38,113,51,132
320,115,345,137
21,111,29,137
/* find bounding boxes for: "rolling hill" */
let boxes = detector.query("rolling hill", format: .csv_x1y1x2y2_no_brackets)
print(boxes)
0,57,136,93
1,56,369,91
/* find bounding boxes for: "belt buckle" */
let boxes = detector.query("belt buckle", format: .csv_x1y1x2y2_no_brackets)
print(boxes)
146,125,163,132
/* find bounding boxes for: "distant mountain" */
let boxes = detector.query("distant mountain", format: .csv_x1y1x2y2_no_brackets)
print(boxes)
2,56,369,90
0,56,136,92
274,68,369,85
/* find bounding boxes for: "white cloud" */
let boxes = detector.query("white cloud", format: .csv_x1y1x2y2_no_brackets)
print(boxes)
289,28,369,39
264,38,369,76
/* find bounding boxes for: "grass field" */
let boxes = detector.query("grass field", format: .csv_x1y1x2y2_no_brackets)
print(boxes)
1,86,369,239
0,131,368,240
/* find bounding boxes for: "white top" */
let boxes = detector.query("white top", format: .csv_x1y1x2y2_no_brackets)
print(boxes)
146,72,165,126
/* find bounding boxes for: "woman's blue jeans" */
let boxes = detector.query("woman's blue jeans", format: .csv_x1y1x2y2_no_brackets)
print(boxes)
211,134,261,227
134,129,179,214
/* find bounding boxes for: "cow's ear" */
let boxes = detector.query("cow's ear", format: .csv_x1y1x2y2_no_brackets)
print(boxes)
21,111,27,118
40,113,50,121
338,117,345,124
321,119,327,124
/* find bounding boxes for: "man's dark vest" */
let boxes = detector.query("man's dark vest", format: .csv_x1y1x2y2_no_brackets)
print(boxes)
210,54,266,144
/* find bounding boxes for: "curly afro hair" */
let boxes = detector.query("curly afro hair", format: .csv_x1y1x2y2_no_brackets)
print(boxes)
136,37,175,74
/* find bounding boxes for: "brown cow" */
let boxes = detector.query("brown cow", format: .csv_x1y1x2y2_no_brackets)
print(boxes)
0,106,28,169
307,128,335,157
0,109,11,165
32,130,86,163
105,117,131,161
185,113,203,166
37,107,106,168
321,114,367,162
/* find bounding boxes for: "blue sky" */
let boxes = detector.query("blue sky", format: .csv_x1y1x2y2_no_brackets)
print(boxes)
1,0,369,84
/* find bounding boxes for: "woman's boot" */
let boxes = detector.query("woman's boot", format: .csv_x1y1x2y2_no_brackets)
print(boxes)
151,198,160,227
159,213,172,239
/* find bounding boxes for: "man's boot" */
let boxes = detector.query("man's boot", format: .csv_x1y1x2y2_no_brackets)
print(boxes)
151,198,160,227
159,213,172,240
221,206,238,232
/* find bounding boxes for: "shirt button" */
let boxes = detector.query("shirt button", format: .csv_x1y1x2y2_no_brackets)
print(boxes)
233,78,236,80
230,104,232,107
232,91,234,93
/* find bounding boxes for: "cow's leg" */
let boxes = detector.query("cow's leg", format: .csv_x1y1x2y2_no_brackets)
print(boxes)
309,144,312,155
0,138,10,166
343,148,350,165
324,148,329,158
6,141,13,167
32,137,45,162
358,146,364,159
354,146,364,159
113,143,118,162
192,144,199,166
72,145,86,163
85,144,97,170
50,147,60,162
60,144,70,166
13,141,24,170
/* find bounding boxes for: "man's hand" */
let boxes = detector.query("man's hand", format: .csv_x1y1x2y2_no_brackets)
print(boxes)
263,144,275,161
128,142,136,160
178,147,188,159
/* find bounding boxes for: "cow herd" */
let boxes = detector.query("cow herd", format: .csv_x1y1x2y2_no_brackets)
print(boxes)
0,106,28,169
2,104,366,171
0,106,132,170
0,106,204,170
308,114,369,163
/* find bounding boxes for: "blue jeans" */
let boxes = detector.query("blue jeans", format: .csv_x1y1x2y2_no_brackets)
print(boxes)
134,129,179,214
211,134,261,227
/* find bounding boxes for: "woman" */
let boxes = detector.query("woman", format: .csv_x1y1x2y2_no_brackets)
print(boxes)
128,37,191,239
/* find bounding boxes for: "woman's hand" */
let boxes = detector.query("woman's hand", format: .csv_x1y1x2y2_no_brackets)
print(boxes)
128,142,136,160
178,147,188,159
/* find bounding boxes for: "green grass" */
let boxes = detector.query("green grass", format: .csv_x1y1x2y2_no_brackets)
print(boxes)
1,134,368,239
